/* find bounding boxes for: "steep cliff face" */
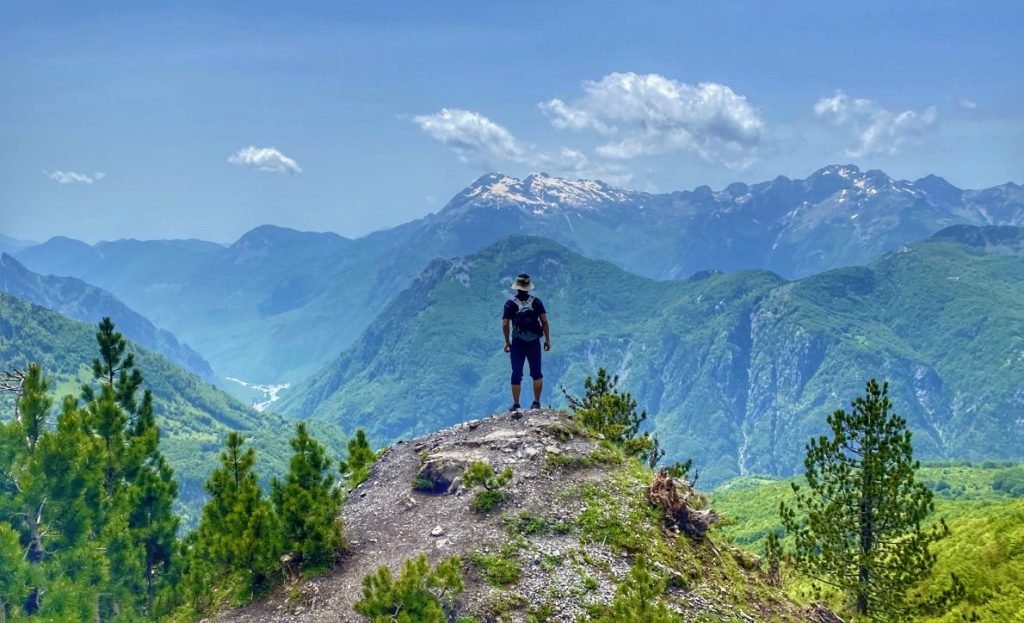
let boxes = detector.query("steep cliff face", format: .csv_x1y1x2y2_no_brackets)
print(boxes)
216,409,816,623
281,228,1024,485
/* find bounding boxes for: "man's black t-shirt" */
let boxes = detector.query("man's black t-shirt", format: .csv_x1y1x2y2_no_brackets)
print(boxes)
503,293,547,341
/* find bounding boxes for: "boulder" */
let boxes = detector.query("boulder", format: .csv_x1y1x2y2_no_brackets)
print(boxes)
416,452,483,494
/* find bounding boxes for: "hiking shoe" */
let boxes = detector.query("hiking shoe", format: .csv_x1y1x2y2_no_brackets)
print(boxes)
530,401,541,410
510,403,521,412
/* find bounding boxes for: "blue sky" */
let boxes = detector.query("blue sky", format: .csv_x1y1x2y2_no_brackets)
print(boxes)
1,0,1021,243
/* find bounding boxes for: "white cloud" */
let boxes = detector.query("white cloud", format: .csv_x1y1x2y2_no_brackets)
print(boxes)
539,72,766,169
46,170,105,184
538,98,613,134
958,98,978,110
228,146,302,174
412,108,528,167
814,91,938,157
412,108,630,183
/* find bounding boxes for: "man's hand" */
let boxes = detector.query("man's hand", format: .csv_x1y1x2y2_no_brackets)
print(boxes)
504,342,511,353
544,340,551,352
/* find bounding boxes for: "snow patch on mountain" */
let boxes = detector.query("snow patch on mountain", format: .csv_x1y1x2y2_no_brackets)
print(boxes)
459,172,635,213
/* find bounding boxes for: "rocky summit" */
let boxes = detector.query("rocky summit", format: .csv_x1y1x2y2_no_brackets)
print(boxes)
215,408,830,623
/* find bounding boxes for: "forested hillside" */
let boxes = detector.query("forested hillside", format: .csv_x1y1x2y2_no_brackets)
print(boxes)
0,292,341,514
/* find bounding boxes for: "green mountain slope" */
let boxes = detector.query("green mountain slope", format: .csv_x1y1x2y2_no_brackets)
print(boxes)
710,464,1024,621
0,292,340,518
0,252,214,380
278,226,1024,484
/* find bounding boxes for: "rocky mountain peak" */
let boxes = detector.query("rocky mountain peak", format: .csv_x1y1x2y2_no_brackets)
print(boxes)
216,408,813,622
812,163,862,179
457,171,635,213
913,174,965,204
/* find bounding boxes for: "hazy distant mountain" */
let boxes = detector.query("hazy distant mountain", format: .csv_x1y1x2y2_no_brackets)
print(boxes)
0,234,36,255
278,227,1024,484
0,253,215,380
15,166,1023,384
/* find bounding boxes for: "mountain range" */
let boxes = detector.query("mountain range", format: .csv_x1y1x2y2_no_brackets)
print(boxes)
277,225,1024,484
13,165,1024,384
5,166,1024,485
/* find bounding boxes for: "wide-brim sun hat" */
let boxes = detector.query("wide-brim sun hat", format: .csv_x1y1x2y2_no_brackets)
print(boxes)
512,273,535,291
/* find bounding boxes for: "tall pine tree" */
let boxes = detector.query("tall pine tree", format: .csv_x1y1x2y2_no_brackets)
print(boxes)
780,379,946,620
77,318,179,617
184,432,279,608
272,423,343,571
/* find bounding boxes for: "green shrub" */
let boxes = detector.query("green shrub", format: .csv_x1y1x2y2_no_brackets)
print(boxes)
589,557,679,622
562,369,658,463
471,489,506,514
462,462,513,514
412,475,435,492
339,429,376,490
503,512,549,535
528,602,556,622
353,554,464,622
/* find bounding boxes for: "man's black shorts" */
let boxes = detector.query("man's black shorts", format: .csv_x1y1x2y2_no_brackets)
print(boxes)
509,337,542,385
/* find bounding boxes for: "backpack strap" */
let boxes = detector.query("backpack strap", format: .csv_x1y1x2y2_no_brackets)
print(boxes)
510,296,535,311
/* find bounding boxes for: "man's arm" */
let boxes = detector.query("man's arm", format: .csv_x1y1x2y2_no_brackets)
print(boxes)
540,313,550,351
502,318,512,352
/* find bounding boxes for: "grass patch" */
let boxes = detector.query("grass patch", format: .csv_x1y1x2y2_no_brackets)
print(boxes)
503,511,550,535
470,544,522,587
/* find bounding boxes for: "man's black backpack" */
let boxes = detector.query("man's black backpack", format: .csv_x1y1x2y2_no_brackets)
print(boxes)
510,296,543,339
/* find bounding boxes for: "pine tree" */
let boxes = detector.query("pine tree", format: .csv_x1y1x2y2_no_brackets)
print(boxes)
77,318,179,617
779,379,946,620
272,423,344,571
188,430,280,602
0,366,106,619
88,316,143,414
562,368,657,460
1,364,52,564
353,554,464,623
339,428,376,489
185,432,279,606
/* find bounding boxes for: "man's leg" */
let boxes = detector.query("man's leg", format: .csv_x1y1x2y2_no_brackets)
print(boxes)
510,339,526,408
527,338,543,406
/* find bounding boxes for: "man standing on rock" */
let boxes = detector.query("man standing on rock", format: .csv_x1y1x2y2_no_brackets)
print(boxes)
502,273,551,411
